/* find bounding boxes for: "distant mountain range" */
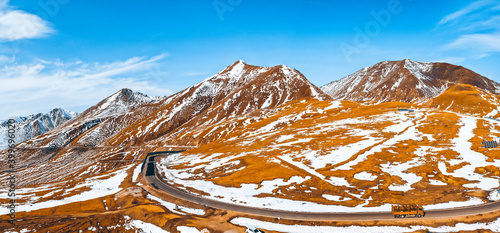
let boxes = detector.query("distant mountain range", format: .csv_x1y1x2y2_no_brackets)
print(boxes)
5,59,500,151
0,108,78,149
13,60,328,149
3,58,500,184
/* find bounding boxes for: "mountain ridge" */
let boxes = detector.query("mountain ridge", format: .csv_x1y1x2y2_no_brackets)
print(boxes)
321,59,500,103
106,60,331,146
0,108,78,149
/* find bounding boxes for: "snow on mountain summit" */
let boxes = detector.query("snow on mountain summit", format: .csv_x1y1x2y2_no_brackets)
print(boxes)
0,108,78,149
321,59,500,103
77,88,156,120
10,88,163,149
108,60,331,146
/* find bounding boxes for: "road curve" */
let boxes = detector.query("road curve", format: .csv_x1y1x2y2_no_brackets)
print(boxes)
141,152,500,221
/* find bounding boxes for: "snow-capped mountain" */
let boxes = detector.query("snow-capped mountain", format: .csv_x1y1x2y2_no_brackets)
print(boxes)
0,88,165,190
0,108,78,149
107,60,331,146
321,59,500,103
18,88,161,148
67,88,157,122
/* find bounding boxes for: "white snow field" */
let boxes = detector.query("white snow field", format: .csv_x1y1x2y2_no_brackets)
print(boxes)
177,226,205,233
232,216,500,233
437,116,500,190
124,216,170,233
0,164,134,215
146,194,205,216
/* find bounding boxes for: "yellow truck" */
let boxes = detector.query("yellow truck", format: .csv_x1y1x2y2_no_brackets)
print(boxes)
392,204,425,218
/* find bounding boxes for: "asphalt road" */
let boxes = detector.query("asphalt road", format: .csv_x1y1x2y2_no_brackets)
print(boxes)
142,152,500,221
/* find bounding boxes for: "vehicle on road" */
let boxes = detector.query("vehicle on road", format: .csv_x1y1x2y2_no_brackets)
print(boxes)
392,204,424,218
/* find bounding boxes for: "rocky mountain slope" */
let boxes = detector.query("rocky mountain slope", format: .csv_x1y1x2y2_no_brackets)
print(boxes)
106,60,330,146
18,88,159,149
321,59,500,103
0,108,78,149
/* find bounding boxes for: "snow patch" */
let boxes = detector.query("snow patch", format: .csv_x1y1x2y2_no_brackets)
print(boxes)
353,172,377,181
231,216,500,233
177,226,202,233
124,216,170,233
0,165,132,214
323,194,351,202
146,194,205,216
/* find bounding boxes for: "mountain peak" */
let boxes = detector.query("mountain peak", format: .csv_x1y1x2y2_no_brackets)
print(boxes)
213,61,300,86
113,88,152,102
402,58,416,63
235,59,246,64
321,60,500,103
279,64,292,70
48,108,78,119
228,59,248,68
119,88,134,94
72,88,155,120
217,60,249,79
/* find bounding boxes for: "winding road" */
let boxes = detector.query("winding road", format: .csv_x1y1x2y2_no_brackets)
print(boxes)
141,151,500,221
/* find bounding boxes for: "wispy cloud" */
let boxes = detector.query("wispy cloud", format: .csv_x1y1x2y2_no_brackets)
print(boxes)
458,15,500,32
438,0,500,60
438,0,495,25
0,54,14,63
446,33,500,52
0,0,54,41
0,53,173,119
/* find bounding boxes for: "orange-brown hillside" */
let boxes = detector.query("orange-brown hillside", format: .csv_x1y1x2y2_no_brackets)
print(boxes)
425,84,500,116
156,97,500,212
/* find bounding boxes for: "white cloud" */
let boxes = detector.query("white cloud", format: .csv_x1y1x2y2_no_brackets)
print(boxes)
0,53,174,119
0,0,54,41
446,33,500,52
438,0,495,25
459,15,500,32
0,54,13,63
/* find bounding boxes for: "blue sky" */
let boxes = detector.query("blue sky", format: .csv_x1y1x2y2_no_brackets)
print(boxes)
1,0,500,119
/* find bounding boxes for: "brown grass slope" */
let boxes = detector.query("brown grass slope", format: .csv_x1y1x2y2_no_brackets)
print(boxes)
425,84,500,116
160,94,500,208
